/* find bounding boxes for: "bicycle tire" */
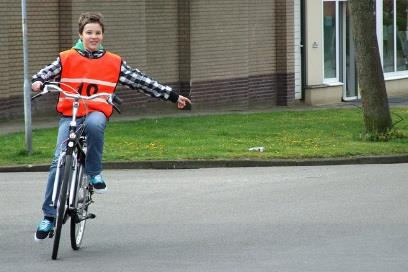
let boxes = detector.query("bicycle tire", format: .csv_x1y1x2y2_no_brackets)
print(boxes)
52,154,73,260
70,163,89,250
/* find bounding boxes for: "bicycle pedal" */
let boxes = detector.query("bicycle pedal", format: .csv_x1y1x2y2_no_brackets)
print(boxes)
87,213,96,219
49,229,54,238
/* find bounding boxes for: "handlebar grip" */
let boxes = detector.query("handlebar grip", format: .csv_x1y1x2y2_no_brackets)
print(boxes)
112,94,122,105
32,81,51,100
112,94,122,114
39,81,51,91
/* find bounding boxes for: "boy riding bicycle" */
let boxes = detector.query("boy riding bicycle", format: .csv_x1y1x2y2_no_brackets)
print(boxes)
32,12,191,241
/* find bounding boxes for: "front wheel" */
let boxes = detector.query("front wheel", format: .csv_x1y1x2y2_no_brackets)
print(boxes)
52,154,74,260
70,163,91,250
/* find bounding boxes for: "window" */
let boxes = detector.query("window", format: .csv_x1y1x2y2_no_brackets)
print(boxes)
383,0,395,72
324,2,337,79
382,0,408,73
323,0,347,82
396,0,408,71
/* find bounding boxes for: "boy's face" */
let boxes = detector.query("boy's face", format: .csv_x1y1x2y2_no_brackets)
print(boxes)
79,23,103,52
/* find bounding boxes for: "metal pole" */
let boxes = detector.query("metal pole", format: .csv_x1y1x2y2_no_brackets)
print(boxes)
21,0,32,154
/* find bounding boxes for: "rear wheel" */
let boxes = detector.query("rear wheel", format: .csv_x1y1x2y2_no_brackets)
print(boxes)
52,154,73,260
70,163,90,250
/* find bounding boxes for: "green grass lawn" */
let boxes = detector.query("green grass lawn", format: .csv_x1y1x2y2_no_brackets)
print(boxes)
1,107,408,166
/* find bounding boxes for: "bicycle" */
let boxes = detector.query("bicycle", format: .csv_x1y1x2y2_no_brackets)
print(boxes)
32,82,122,260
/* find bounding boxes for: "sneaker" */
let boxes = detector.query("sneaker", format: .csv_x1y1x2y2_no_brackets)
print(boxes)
90,174,107,194
34,217,54,241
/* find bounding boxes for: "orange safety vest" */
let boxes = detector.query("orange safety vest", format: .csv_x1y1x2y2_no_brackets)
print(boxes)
57,49,122,118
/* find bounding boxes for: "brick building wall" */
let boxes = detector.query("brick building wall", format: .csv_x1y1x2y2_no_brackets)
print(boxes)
0,0,60,119
190,0,295,110
0,0,295,120
275,0,295,106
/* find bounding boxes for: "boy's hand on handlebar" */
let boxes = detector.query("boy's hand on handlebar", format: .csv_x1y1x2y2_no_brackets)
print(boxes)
31,81,43,92
177,95,192,109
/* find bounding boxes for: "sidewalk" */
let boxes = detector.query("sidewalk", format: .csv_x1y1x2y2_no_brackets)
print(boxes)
1,97,408,172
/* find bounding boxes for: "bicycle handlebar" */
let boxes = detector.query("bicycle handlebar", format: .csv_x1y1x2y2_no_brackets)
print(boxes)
31,82,122,114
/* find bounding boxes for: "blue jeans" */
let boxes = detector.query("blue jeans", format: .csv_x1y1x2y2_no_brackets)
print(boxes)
42,111,107,217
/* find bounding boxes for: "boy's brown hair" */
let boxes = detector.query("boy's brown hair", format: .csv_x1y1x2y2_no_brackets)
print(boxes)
78,12,105,34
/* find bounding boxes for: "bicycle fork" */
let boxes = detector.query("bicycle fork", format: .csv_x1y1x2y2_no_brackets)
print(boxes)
50,150,95,235
51,151,77,208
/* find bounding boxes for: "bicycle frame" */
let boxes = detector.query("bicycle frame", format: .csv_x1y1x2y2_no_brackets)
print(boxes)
32,82,121,259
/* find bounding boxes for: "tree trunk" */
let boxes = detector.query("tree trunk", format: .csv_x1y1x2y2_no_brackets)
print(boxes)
348,0,392,134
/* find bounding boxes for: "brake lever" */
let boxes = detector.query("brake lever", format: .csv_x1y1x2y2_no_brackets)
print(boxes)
113,104,121,114
31,92,42,101
31,89,49,101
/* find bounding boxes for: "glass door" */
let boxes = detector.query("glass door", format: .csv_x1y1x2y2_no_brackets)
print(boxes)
343,2,358,100
323,0,358,100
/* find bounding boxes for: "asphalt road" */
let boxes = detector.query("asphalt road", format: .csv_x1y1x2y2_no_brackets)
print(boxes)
0,164,407,272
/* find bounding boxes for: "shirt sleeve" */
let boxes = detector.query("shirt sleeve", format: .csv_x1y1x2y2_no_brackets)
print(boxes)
119,61,179,103
31,57,62,83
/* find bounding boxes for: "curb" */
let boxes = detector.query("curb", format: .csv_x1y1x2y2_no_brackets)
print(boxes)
1,154,408,172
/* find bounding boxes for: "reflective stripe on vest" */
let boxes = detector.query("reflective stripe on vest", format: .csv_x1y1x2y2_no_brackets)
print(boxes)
57,49,122,118
60,77,117,87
